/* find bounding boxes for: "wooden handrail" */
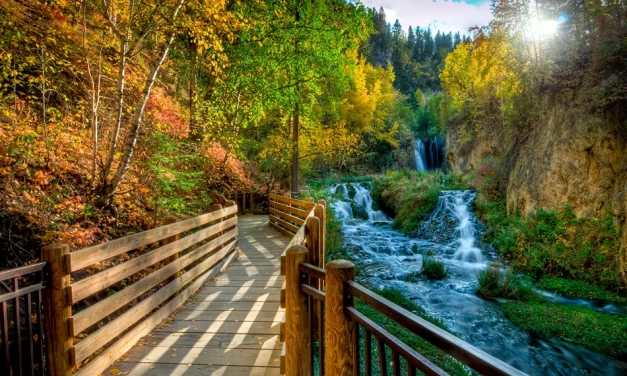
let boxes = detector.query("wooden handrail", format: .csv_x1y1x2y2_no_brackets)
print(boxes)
344,281,528,376
274,194,527,376
41,201,240,376
346,306,447,376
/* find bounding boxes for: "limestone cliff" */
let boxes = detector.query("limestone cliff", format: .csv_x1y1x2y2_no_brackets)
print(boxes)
446,101,627,281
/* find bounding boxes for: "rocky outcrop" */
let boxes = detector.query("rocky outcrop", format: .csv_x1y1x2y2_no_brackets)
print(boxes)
447,100,627,281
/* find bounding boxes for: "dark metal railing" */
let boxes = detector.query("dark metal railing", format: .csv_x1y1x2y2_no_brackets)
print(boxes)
0,262,47,376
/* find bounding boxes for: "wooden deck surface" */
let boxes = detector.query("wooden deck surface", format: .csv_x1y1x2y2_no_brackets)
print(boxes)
104,215,288,376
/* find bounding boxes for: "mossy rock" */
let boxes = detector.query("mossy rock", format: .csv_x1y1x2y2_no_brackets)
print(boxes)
347,184,357,200
351,202,369,220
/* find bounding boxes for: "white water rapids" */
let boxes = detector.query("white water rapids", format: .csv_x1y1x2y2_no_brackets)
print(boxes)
328,182,626,376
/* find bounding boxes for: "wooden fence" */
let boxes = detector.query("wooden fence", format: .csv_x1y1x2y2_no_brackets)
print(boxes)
1,198,240,376
276,194,528,376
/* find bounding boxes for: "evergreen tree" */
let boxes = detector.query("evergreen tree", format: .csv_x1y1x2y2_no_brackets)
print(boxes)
454,32,462,48
424,28,434,57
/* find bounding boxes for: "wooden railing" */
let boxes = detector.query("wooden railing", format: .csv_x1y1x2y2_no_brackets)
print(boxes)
0,262,47,376
276,195,528,376
6,198,240,376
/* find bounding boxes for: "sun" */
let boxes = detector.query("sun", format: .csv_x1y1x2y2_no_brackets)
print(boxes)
529,18,559,39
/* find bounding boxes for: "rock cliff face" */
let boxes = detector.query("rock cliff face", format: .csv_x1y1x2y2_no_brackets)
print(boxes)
446,101,627,281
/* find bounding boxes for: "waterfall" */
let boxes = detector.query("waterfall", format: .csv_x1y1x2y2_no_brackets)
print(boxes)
330,183,389,222
414,139,427,171
427,191,483,263
429,137,440,169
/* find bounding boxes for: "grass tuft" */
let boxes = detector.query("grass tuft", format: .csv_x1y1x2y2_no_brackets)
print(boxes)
422,256,448,280
476,263,539,301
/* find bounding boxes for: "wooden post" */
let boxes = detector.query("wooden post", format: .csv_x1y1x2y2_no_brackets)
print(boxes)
162,215,179,285
41,243,73,376
217,194,227,206
305,216,321,269
249,192,254,214
210,204,223,235
285,245,311,375
314,201,326,267
225,200,237,220
325,260,355,376
305,215,322,342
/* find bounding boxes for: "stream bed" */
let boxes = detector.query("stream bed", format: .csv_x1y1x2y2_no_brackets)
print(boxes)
329,183,627,376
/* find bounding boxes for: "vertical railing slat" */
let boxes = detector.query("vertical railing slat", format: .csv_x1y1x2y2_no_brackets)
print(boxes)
392,351,400,376
2,301,10,375
353,324,360,376
365,330,372,376
378,339,387,376
13,278,23,376
27,293,34,375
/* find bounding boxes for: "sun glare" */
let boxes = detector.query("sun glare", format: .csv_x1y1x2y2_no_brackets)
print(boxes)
529,18,559,39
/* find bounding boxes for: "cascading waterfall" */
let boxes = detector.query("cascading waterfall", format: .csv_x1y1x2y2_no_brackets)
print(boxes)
427,191,483,262
430,137,440,169
328,183,625,375
414,139,427,171
329,183,388,222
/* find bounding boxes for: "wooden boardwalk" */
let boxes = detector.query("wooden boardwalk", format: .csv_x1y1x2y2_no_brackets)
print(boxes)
105,215,288,376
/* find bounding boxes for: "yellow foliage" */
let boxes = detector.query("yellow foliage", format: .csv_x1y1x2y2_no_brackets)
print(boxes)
341,52,400,147
440,26,523,123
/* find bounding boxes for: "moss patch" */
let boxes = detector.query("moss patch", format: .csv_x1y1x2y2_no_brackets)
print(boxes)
501,301,627,357
538,277,627,304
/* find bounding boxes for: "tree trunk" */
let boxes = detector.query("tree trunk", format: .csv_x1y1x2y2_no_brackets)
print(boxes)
291,100,299,196
101,35,128,183
98,0,186,206
105,35,176,197
189,37,201,141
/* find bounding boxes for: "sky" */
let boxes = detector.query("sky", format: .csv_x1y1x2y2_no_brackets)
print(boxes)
360,0,494,35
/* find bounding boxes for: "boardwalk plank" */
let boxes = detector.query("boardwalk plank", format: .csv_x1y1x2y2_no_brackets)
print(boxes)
104,216,288,376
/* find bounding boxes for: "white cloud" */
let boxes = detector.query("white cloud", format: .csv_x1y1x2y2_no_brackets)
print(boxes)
361,0,493,35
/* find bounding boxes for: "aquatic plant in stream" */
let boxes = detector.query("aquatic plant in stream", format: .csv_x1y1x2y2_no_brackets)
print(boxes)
422,256,448,280
476,263,539,301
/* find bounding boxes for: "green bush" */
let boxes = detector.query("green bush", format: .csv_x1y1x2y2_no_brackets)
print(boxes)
422,256,448,280
371,169,443,233
502,301,627,357
476,198,625,293
476,263,539,301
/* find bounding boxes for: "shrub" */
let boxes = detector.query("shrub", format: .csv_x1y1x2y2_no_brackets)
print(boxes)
476,263,538,301
371,169,442,233
476,198,625,293
422,256,448,280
